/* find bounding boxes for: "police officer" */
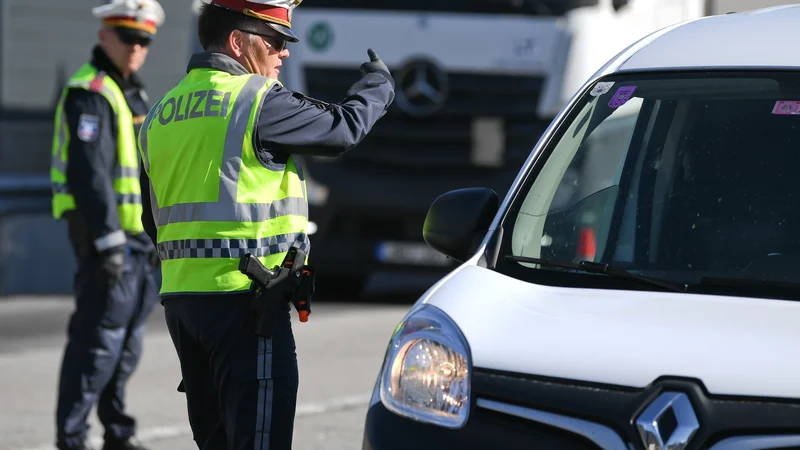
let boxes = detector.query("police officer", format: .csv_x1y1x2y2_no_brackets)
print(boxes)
136,0,394,448
49,1,165,449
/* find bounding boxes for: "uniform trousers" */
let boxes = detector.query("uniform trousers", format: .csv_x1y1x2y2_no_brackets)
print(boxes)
56,250,159,449
163,293,299,450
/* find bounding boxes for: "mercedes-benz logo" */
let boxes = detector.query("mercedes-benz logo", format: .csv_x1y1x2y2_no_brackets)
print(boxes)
635,392,699,450
394,58,449,117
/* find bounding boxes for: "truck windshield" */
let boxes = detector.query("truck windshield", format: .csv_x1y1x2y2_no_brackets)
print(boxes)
303,0,598,15
503,71,800,297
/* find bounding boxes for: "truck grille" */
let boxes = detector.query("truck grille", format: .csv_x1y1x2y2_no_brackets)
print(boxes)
303,68,547,169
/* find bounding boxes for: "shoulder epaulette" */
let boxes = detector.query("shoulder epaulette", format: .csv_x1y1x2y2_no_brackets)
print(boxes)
89,71,106,93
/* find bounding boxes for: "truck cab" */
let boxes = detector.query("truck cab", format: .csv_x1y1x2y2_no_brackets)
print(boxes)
273,0,642,295
187,0,788,297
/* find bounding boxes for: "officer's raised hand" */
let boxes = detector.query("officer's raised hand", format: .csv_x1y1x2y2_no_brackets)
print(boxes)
360,49,390,78
100,247,126,284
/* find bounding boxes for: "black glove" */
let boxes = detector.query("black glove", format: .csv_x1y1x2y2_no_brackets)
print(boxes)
99,247,126,284
360,48,390,76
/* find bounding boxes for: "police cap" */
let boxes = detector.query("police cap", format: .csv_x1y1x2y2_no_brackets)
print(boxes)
92,0,166,40
208,0,302,43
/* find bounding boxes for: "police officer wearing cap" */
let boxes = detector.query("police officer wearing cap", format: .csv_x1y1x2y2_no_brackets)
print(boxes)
49,1,165,449
137,0,395,448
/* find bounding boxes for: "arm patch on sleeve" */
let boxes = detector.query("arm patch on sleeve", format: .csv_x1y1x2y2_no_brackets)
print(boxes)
77,114,101,142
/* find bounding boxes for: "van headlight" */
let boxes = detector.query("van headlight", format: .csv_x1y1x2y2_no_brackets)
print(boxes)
379,304,471,429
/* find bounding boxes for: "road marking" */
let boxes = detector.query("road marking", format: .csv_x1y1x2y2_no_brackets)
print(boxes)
20,395,368,450
295,394,367,415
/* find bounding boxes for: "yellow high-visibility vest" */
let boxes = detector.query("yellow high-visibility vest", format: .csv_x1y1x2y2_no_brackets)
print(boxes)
50,62,144,234
139,68,308,294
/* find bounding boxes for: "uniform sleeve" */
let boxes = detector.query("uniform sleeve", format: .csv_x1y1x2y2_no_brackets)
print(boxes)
256,71,395,157
140,167,158,247
63,89,125,252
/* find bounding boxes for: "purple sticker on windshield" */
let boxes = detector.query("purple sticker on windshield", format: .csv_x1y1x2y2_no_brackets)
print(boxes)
608,86,637,108
773,101,800,115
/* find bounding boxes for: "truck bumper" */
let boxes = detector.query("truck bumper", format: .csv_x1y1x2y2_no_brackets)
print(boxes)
303,159,517,294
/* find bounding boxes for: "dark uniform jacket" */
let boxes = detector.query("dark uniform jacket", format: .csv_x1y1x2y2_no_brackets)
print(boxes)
140,52,395,247
62,46,153,261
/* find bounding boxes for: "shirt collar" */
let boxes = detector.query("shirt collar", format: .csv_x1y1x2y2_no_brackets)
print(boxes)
186,52,249,76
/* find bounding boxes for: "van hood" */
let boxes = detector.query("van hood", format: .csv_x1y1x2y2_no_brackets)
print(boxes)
423,265,800,399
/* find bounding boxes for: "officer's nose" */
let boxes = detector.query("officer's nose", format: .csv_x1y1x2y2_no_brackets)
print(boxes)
280,47,290,58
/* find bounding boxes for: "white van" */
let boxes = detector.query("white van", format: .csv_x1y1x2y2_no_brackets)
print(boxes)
362,5,800,450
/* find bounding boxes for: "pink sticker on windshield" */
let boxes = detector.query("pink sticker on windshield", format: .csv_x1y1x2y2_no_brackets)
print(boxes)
772,101,800,115
608,86,637,108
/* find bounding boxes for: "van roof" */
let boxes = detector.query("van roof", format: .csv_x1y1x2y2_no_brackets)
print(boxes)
613,5,800,73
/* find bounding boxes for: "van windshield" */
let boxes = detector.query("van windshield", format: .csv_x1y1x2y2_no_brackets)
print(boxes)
503,71,800,296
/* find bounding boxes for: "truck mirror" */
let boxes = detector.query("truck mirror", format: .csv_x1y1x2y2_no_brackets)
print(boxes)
422,187,499,263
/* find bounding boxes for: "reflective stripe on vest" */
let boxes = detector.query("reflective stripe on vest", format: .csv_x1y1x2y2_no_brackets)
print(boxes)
50,63,144,234
140,71,309,295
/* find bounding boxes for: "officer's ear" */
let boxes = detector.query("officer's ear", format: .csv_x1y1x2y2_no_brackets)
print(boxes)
228,29,247,57
98,27,111,44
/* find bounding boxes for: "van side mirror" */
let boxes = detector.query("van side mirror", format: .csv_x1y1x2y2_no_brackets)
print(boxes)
422,187,500,263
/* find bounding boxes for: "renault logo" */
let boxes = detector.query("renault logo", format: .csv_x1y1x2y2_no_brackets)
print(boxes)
635,392,699,450
395,58,448,117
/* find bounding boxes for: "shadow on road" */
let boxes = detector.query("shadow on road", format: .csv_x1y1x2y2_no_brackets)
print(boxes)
314,285,426,306
313,270,440,306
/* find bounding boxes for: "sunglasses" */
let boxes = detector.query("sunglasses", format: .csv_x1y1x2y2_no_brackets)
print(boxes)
237,29,287,52
115,29,152,47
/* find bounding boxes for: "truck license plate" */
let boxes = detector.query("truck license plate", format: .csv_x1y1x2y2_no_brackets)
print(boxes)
375,241,451,267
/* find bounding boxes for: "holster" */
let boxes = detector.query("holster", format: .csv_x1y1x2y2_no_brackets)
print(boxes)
249,284,284,339
292,266,315,323
239,233,316,339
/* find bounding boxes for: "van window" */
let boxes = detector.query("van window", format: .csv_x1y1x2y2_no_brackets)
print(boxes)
503,72,800,290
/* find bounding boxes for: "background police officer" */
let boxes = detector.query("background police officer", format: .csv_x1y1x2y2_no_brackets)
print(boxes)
137,0,394,448
49,1,165,449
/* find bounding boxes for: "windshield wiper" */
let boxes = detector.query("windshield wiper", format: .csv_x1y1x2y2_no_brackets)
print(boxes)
505,255,687,293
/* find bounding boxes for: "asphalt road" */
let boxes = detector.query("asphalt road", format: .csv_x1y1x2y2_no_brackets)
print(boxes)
0,295,414,450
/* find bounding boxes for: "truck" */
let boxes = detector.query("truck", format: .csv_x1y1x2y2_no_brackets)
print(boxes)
187,0,799,297
254,0,700,296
